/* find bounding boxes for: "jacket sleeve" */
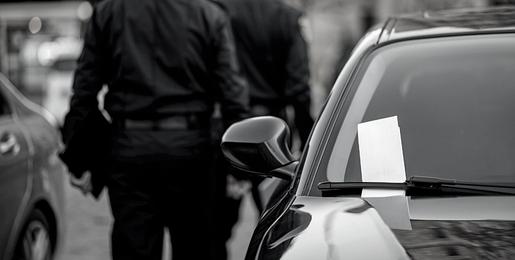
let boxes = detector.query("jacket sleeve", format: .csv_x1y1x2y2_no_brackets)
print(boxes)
284,12,314,147
211,11,250,129
62,7,107,144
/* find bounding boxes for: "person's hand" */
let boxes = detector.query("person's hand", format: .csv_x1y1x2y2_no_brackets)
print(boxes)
226,175,251,199
70,172,92,195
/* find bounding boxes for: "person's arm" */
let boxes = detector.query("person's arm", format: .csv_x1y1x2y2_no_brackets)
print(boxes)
62,8,107,144
61,7,108,196
284,12,314,147
210,10,250,129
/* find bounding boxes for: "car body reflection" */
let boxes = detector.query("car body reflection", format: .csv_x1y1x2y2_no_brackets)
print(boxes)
0,74,65,260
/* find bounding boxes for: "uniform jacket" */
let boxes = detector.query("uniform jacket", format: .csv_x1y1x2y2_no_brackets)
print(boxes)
63,0,249,139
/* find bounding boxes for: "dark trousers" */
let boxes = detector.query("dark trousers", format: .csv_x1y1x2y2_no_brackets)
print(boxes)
213,164,243,260
107,129,216,260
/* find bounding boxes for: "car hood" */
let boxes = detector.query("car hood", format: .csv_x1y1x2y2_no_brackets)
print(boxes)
259,196,515,260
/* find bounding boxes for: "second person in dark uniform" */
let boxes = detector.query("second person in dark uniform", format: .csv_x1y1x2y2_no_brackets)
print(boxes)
212,0,314,258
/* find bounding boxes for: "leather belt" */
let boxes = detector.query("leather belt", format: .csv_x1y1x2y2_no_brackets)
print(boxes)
116,114,209,130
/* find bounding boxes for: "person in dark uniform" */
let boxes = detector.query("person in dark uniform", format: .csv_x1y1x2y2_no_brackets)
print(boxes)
219,0,313,139
61,0,249,259
212,0,314,258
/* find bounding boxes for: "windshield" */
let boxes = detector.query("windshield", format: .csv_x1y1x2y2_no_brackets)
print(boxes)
314,34,515,194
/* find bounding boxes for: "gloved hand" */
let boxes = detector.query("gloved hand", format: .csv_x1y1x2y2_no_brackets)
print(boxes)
70,172,93,196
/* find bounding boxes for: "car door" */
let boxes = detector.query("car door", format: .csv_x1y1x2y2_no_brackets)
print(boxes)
0,85,31,257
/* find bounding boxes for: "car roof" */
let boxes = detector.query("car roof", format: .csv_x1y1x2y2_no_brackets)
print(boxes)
379,6,515,44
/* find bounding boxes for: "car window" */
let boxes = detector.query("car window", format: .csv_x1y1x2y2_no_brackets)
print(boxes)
320,34,515,188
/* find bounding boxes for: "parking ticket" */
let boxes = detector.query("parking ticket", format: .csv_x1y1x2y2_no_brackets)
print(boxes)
358,116,411,229
358,116,407,197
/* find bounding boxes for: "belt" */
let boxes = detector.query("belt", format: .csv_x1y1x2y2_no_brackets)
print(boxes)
115,114,209,130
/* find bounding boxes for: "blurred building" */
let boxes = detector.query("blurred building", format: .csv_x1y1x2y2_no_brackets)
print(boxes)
0,1,91,123
284,0,495,113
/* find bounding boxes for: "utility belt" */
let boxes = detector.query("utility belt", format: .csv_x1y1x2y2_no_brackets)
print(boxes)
113,113,210,131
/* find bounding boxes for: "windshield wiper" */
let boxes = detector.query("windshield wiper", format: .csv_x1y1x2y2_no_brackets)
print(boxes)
318,176,515,195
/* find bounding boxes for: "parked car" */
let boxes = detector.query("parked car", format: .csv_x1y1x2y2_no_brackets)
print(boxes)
0,73,65,260
222,6,515,260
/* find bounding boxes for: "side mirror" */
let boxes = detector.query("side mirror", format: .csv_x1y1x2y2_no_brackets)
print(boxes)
221,116,296,180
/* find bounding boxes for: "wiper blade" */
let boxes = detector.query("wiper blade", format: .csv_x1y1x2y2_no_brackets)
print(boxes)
408,176,515,189
318,176,515,195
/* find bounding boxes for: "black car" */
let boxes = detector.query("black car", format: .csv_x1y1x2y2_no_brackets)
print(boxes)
0,74,65,260
222,7,515,260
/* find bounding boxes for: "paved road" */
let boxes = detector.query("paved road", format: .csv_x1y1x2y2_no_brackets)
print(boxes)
58,175,258,260
58,178,112,260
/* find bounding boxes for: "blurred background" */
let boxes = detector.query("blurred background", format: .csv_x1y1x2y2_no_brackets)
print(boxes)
0,0,513,259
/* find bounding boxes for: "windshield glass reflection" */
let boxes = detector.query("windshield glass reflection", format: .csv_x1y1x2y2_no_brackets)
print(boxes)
326,35,515,184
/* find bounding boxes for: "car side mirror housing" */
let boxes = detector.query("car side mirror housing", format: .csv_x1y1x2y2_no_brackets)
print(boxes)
221,116,296,180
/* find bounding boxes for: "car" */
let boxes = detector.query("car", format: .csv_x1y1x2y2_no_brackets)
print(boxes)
0,73,66,260
221,6,515,260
